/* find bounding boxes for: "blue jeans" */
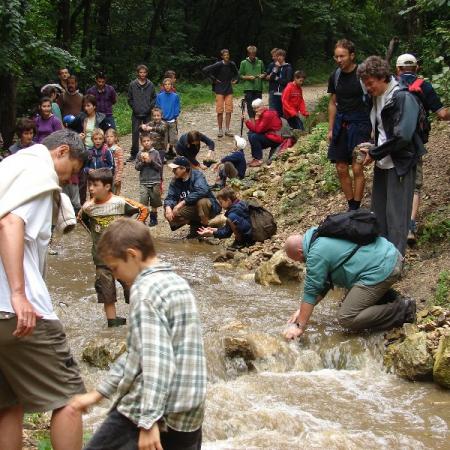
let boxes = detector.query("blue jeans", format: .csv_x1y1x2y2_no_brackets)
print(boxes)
248,132,278,160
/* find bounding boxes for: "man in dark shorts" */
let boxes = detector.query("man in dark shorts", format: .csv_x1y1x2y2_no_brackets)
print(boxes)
0,130,88,450
327,39,372,210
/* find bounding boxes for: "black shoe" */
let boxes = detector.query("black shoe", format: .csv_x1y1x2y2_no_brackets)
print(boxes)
186,224,201,239
377,288,399,304
404,299,417,324
170,222,185,231
229,240,245,250
166,151,176,160
107,316,127,327
126,156,136,162
149,212,158,227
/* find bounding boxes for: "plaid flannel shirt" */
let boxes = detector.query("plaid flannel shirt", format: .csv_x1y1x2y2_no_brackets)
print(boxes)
97,262,207,431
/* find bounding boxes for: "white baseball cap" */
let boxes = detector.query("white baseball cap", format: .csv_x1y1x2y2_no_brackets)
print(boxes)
396,53,418,67
234,135,247,150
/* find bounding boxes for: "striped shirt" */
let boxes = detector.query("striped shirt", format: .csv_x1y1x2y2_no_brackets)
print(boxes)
97,262,207,431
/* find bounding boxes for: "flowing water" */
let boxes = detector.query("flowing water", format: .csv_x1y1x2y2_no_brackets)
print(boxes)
47,228,450,450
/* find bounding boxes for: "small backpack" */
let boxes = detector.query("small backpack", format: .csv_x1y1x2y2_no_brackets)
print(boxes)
89,145,115,175
246,200,277,242
398,77,431,144
310,209,379,246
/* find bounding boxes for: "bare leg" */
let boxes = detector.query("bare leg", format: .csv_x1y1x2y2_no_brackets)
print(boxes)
336,162,353,200
225,112,232,130
104,303,117,320
51,405,82,450
0,405,23,450
217,113,223,131
411,192,419,223
352,161,365,201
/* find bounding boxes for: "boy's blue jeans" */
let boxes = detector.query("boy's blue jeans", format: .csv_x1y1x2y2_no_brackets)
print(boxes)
84,408,202,450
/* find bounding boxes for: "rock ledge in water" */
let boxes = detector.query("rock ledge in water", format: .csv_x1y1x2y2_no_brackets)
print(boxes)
433,333,450,389
254,249,303,286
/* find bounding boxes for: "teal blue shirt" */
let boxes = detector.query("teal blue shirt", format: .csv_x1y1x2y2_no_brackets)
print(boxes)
302,227,401,304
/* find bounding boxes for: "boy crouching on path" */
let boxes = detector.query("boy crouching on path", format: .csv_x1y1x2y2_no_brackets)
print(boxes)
70,218,207,450
79,169,149,327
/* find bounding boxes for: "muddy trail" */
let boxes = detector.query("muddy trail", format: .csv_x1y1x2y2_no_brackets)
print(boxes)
32,85,450,449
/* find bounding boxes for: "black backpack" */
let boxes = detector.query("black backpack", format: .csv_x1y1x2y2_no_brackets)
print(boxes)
246,200,277,242
308,209,380,292
311,208,380,246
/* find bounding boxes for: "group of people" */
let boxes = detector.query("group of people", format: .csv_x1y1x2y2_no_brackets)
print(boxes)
0,37,448,450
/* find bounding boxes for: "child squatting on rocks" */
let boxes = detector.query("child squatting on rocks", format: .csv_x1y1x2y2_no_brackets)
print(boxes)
69,218,207,450
198,186,253,249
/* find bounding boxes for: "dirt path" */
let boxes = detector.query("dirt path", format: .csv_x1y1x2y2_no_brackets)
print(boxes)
118,84,327,238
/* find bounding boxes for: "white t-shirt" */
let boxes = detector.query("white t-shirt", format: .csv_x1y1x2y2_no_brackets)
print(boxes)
0,192,57,320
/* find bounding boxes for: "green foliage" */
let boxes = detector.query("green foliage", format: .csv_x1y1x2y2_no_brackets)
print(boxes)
114,94,132,136
435,270,450,307
418,206,450,244
322,163,340,193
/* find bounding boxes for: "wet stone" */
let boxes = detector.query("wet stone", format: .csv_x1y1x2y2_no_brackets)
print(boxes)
82,338,127,370
433,333,450,389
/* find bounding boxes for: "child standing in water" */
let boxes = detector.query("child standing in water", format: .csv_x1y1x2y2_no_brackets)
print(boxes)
105,128,124,195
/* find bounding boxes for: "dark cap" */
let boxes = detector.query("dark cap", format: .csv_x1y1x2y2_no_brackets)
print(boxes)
168,156,191,169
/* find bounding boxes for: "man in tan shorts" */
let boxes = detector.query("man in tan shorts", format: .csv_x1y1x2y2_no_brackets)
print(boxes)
202,49,239,137
0,130,87,450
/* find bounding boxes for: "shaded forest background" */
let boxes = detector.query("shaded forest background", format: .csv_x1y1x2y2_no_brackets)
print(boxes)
0,0,449,146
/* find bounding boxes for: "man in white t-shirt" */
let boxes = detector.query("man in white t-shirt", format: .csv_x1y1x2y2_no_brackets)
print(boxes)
0,130,88,450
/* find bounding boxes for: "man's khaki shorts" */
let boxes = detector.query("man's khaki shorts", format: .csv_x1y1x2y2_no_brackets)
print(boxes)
95,266,130,304
0,317,85,412
215,94,233,114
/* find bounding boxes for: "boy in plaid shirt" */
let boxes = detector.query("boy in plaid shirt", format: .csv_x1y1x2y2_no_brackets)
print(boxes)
70,218,207,450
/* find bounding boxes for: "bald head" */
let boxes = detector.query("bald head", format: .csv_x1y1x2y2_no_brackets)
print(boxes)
285,234,304,262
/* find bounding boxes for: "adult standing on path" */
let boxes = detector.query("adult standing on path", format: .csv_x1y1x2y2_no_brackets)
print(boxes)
127,65,156,162
0,130,88,450
239,45,265,118
57,75,83,118
202,49,239,138
357,56,425,256
327,39,372,211
283,230,415,340
395,53,450,244
86,73,118,130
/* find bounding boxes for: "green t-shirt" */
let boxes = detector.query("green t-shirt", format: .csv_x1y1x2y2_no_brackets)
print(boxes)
239,58,265,92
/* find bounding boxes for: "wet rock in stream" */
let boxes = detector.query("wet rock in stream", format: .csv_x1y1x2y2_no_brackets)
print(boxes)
82,337,127,369
254,249,303,286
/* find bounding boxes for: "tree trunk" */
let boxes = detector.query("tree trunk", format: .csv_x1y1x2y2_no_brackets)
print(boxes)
0,74,17,148
58,0,71,49
143,0,167,61
385,37,400,63
81,0,92,57
95,0,112,66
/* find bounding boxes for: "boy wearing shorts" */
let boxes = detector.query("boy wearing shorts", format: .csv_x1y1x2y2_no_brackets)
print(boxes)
79,168,148,327
202,49,239,137
70,218,207,450
135,133,163,226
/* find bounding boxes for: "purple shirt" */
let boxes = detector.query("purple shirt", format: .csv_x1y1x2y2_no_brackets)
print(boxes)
86,84,117,116
34,115,63,143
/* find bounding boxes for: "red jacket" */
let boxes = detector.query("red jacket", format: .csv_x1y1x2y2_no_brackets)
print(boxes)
245,108,283,143
281,81,309,118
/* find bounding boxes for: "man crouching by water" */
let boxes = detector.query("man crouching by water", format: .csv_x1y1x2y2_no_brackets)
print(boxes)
283,228,416,339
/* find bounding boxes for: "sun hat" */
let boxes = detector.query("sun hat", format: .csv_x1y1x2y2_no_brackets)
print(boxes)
168,156,191,169
234,135,247,150
396,54,418,67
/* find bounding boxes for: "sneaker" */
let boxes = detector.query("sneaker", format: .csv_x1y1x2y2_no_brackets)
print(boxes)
247,159,262,167
166,150,176,160
404,298,417,324
126,156,136,162
169,222,185,231
407,229,417,246
149,212,158,227
48,247,59,256
218,129,224,138
225,130,234,137
107,317,127,328
186,224,201,239
229,240,246,250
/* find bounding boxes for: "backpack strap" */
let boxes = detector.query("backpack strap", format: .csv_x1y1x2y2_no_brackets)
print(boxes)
333,68,341,91
409,78,425,93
